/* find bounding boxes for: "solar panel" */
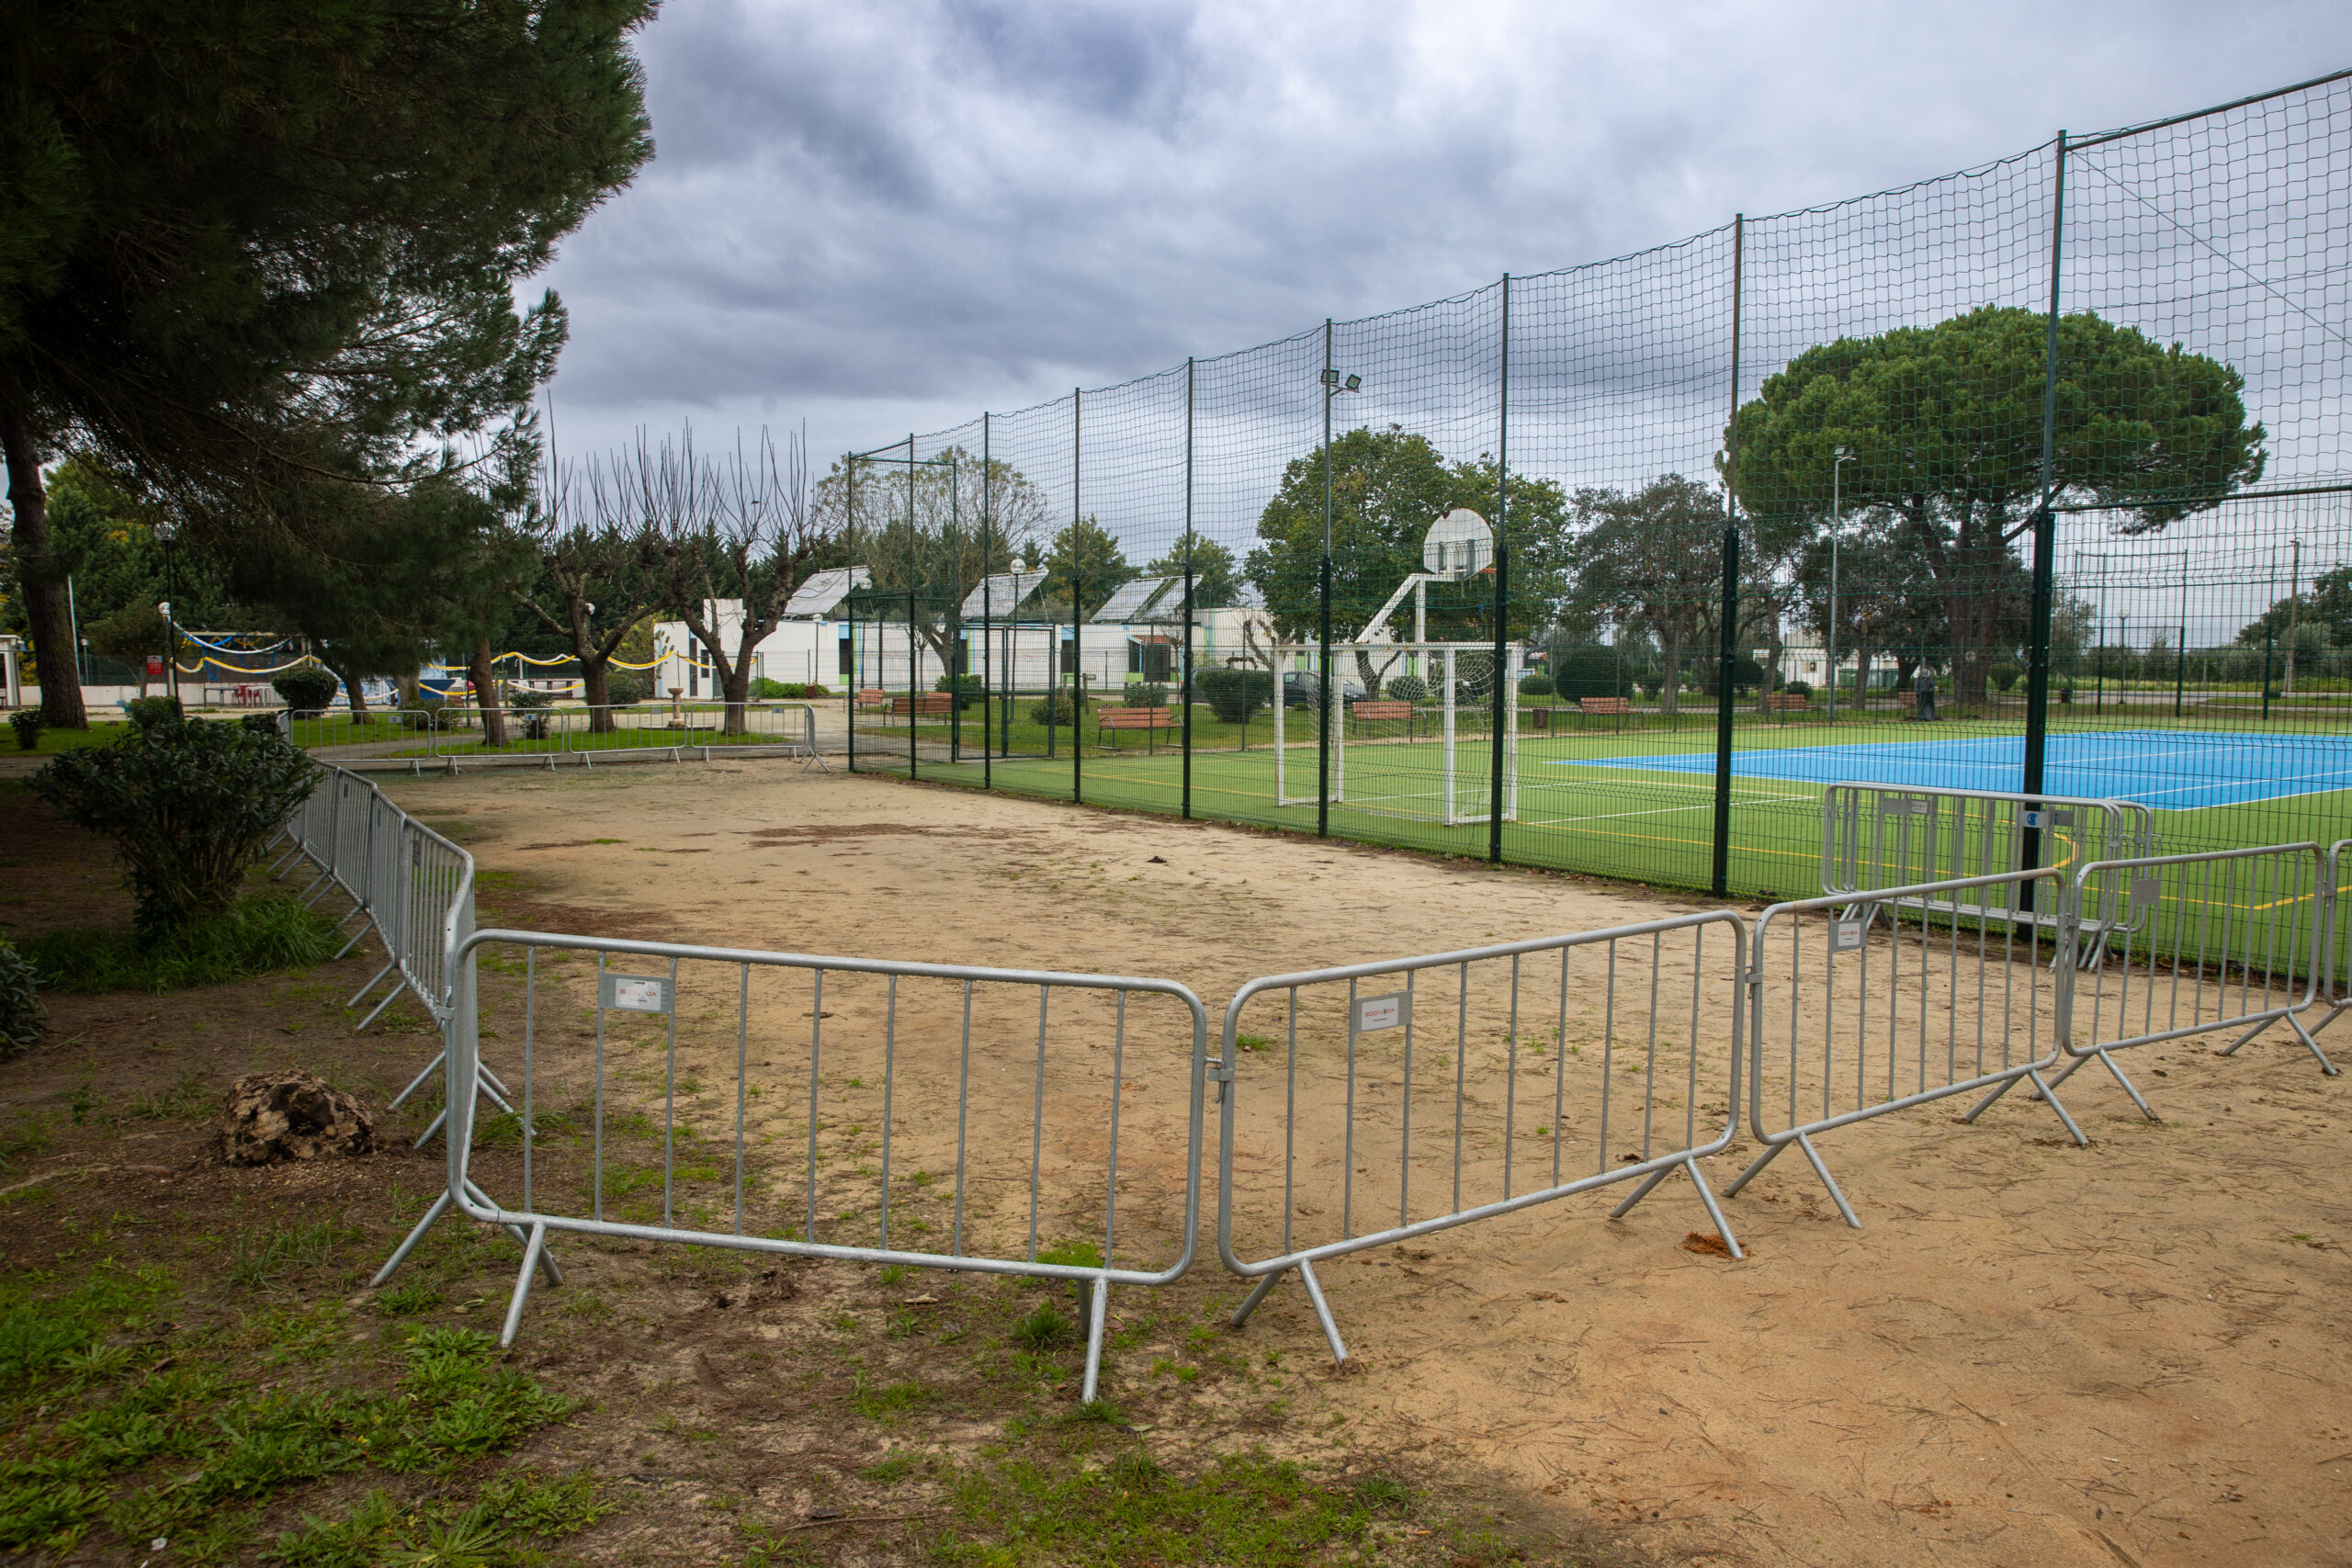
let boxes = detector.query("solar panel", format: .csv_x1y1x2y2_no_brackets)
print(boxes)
1089,576,1171,623
959,570,1046,619
783,566,869,618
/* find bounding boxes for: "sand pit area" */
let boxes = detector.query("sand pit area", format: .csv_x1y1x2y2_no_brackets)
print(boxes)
382,761,2352,1568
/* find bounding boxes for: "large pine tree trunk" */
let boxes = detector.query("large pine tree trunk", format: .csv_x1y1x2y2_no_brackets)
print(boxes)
0,409,87,728
582,659,616,732
468,640,508,746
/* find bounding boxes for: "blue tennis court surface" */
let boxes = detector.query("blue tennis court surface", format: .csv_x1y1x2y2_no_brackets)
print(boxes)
1567,729,2352,810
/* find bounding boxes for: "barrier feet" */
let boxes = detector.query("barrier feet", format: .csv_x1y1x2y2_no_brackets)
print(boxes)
1228,1262,1349,1367
1296,1260,1348,1367
1791,1135,1858,1230
1721,1139,1785,1201
372,1188,454,1287
2023,1067,2088,1145
1080,1275,1111,1404
2089,1048,2161,1121
346,959,399,1013
500,1223,551,1348
2223,1010,2339,1077
1608,1156,1747,1257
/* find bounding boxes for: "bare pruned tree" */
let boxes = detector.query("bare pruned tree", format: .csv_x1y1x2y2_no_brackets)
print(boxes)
531,452,663,731
629,427,822,734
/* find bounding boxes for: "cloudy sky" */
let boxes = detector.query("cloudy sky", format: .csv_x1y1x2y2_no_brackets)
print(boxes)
537,0,2352,470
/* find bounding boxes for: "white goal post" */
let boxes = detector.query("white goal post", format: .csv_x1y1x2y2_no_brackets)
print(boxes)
1270,641,1521,827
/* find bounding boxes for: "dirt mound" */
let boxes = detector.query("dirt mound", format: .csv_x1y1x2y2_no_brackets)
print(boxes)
220,1069,376,1164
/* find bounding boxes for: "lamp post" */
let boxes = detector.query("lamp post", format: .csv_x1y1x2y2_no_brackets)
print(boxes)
1826,445,1854,721
1316,353,1362,839
152,517,181,712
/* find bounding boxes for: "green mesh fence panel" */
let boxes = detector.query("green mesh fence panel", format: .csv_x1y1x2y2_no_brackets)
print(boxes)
833,71,2350,937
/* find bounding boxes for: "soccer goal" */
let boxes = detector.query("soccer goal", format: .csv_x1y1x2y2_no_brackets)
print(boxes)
1271,640,1521,826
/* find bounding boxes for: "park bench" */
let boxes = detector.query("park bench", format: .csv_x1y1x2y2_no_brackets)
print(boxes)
1577,695,1634,730
1097,705,1178,753
1765,693,1812,712
887,694,956,717
1350,699,1417,739
855,688,891,710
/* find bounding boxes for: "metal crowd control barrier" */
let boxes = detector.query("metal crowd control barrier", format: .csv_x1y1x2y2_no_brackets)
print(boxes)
266,762,510,1142
1729,867,2082,1228
2044,842,2337,1119
374,929,1210,1402
2316,839,2352,1043
1216,912,1747,1364
1821,784,2154,964
279,702,824,771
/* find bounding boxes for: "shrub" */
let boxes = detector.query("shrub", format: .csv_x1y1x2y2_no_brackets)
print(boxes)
29,718,322,935
271,667,341,715
509,688,557,710
1989,661,2022,693
1125,682,1170,708
240,711,286,738
8,710,40,750
1028,691,1091,728
1783,679,1813,698
933,672,986,710
20,895,334,993
1197,666,1272,724
604,669,649,705
1385,673,1430,703
1517,671,1555,698
123,694,182,728
751,679,830,700
0,938,43,1058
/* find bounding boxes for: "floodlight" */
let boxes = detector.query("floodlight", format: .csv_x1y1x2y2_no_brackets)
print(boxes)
152,518,177,542
1343,374,1362,391
1321,367,1340,388
1834,444,1852,460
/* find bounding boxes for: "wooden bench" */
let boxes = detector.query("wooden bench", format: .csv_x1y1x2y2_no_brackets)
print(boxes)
1765,693,1811,712
1577,696,1633,716
1097,705,1178,753
887,694,955,717
1351,700,1414,724
855,687,891,710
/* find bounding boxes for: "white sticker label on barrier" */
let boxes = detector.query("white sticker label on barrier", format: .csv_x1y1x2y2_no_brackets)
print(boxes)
603,974,673,1014
1831,919,1866,953
1353,992,1410,1032
2131,875,2162,910
2021,808,2044,829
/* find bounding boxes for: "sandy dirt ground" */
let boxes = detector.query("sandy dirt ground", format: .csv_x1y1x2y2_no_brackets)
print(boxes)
381,761,2352,1568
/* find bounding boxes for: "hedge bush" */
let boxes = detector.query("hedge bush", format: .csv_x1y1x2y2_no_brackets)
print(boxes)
1518,671,1555,697
9,710,40,750
1197,667,1271,724
124,694,182,728
272,667,341,714
1385,674,1430,704
1028,691,1091,728
30,718,322,935
605,670,650,705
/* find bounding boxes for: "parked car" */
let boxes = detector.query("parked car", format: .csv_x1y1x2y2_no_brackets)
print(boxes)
1281,671,1368,708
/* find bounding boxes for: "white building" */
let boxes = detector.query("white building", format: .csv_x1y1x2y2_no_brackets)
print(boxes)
650,571,1271,700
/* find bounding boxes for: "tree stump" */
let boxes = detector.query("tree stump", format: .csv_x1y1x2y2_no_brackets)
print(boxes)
219,1070,376,1165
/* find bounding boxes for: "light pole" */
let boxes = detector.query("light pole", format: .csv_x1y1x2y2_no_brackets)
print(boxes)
1826,445,1854,721
1316,352,1362,839
152,517,181,712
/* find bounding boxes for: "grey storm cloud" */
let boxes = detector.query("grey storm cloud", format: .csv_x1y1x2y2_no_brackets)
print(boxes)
537,0,2352,469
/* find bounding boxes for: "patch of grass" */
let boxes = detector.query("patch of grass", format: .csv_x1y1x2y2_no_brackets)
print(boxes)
0,1275,583,1557
20,895,335,994
864,1449,919,1483
851,1376,933,1422
1012,1303,1074,1350
933,1448,1435,1565
379,1278,445,1317
225,1219,367,1292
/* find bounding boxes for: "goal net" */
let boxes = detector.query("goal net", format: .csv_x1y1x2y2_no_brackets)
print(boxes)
1271,642,1521,826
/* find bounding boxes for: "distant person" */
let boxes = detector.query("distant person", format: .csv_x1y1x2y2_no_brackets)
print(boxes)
1914,665,1938,722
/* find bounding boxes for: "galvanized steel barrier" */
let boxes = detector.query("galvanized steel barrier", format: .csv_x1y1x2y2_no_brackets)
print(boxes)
2043,842,2338,1119
1821,784,2154,962
1215,912,1747,1363
268,763,506,1142
2317,839,2352,1044
281,702,823,771
1728,867,2083,1228
374,928,1210,1402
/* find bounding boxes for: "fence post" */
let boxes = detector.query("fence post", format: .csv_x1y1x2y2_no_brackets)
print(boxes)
2021,130,2067,901
846,455,858,776
1712,217,1744,900
1072,388,1083,806
1317,319,1334,840
1182,358,1195,821
1489,274,1510,865
982,414,994,786
906,436,919,781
